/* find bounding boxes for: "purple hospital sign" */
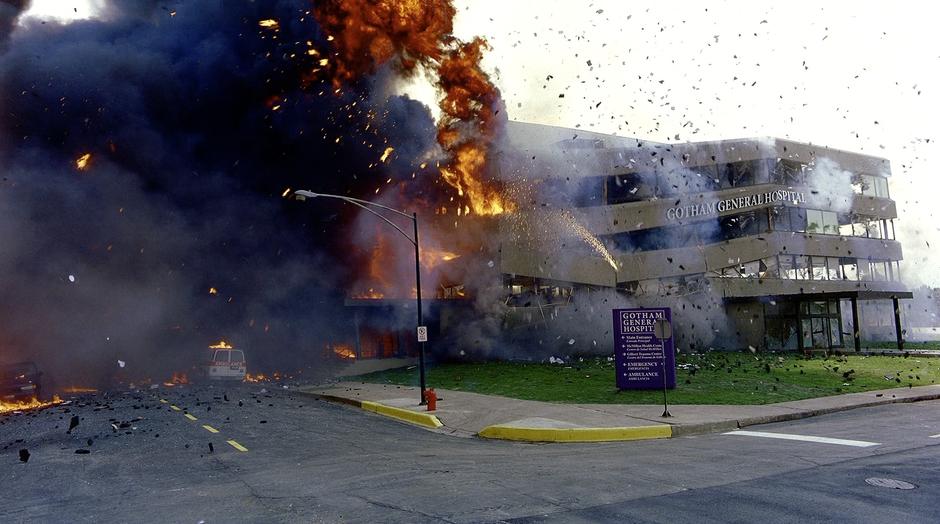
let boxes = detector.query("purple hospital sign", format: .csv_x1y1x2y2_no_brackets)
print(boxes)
613,307,676,390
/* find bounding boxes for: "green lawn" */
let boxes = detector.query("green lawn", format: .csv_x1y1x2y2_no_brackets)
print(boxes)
864,341,940,350
350,353,940,405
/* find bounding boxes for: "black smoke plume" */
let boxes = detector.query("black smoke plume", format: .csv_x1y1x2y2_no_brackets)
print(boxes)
0,1,439,388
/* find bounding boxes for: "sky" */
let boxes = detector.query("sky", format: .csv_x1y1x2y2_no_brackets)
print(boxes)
21,0,940,286
446,0,940,286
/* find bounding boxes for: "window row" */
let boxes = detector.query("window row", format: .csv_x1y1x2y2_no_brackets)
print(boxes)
768,207,896,239
598,160,891,205
715,255,901,282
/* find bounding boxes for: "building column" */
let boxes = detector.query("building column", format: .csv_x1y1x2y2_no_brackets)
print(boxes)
851,297,861,352
893,297,904,351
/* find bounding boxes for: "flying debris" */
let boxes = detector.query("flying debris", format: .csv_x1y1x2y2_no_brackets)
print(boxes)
75,153,92,171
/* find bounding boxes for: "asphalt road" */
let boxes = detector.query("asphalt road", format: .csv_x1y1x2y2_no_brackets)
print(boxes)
1,383,939,523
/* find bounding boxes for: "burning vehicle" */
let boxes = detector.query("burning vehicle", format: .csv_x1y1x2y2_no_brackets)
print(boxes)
0,361,42,401
203,341,247,381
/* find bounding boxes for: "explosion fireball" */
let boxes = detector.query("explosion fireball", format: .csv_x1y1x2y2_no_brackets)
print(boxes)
313,0,512,216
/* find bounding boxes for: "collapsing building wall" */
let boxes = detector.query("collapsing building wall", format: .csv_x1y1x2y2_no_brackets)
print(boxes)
486,122,910,356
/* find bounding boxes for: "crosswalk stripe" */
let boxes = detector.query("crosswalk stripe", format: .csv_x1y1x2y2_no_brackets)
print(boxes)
723,430,880,447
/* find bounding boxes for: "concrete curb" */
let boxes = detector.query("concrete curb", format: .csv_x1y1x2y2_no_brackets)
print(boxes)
671,390,940,437
300,387,940,442
298,391,443,430
478,424,672,443
360,400,443,429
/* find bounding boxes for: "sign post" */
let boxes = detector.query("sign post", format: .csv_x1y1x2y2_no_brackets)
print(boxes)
417,326,428,343
612,307,676,394
653,317,673,418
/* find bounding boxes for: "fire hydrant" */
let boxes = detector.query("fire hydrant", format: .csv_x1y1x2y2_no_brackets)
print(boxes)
423,388,437,411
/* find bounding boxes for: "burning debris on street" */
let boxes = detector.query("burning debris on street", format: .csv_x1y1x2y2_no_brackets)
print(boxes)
0,395,63,415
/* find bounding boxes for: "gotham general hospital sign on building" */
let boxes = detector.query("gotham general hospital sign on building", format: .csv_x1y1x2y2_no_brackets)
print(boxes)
666,190,806,220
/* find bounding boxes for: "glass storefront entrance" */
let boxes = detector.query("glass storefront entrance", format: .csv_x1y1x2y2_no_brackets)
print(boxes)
800,300,844,349
765,299,844,350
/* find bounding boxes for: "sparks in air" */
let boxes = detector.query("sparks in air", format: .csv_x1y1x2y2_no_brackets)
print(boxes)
379,146,394,163
258,19,279,29
75,153,92,171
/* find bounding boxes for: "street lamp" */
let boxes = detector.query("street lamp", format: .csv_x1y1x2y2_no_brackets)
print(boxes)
293,190,428,404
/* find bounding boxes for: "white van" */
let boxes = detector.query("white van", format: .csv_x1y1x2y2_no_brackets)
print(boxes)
203,344,247,381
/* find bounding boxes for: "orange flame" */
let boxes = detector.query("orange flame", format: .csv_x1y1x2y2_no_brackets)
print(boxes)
209,340,233,349
331,343,357,360
75,153,92,171
1,395,63,415
436,38,511,216
313,0,454,87
244,373,267,383
313,0,512,216
420,247,460,268
163,372,189,387
62,386,98,394
352,288,385,300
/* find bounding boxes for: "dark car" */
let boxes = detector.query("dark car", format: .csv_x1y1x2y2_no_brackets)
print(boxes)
0,361,42,401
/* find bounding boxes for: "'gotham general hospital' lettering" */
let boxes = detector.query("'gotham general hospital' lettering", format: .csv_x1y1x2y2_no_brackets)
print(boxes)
620,310,664,333
666,190,806,220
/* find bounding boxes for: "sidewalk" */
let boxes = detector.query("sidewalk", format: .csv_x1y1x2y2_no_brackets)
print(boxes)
298,382,940,442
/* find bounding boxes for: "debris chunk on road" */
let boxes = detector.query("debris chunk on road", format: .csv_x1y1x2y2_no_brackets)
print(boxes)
19,449,30,463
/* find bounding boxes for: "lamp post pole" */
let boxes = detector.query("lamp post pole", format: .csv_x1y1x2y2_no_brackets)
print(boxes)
293,190,427,404
413,213,427,400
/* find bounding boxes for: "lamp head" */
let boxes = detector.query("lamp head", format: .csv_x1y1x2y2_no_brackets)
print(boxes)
293,190,319,202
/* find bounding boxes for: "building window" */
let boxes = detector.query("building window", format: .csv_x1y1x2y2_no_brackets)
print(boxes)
827,257,842,280
772,159,806,185
759,257,778,279
607,172,655,204
769,206,790,232
804,209,838,235
810,256,828,280
823,211,839,234
719,160,765,189
840,257,858,280
790,208,808,233
853,174,890,198
779,255,796,279
795,255,810,280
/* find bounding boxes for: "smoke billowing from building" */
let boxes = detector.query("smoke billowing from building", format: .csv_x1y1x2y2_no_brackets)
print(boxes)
0,1,457,387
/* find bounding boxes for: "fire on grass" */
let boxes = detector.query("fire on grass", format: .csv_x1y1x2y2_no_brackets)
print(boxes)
0,395,63,415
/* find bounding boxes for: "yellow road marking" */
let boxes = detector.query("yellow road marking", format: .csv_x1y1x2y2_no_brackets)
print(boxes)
227,440,248,452
184,414,198,421
202,425,219,434
159,399,168,404
170,405,181,411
